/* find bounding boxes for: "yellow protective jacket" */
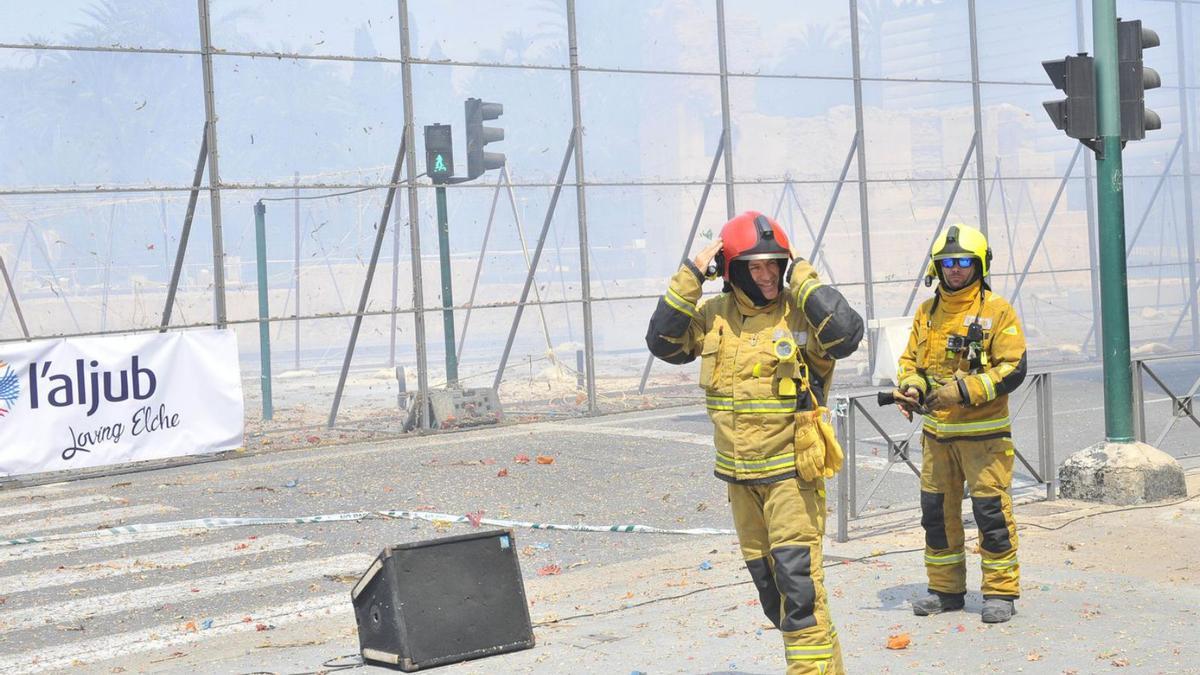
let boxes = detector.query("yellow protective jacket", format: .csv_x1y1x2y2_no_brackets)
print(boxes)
897,282,1028,440
645,259,864,484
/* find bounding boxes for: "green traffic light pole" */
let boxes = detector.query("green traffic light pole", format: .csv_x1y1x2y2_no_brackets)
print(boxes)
1092,0,1134,442
253,200,273,420
435,185,458,386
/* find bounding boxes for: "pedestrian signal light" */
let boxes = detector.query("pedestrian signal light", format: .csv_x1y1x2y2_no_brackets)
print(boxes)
424,124,454,185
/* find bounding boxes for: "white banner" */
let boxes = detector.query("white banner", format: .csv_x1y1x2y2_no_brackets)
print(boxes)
0,329,244,477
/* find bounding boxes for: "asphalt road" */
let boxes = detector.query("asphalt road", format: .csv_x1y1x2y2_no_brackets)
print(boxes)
0,358,1195,673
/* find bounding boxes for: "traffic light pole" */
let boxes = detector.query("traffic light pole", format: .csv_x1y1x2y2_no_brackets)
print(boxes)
435,185,458,386
1092,0,1134,442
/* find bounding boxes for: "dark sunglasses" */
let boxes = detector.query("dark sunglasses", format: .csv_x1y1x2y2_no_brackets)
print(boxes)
939,257,974,269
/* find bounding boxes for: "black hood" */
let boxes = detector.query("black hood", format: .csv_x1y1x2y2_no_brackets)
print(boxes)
728,259,786,307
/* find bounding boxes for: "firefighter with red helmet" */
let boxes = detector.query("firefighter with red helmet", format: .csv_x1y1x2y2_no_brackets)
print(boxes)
646,211,864,674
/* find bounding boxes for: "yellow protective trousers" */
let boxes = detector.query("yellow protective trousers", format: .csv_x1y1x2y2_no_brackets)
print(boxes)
919,434,1020,598
730,478,844,675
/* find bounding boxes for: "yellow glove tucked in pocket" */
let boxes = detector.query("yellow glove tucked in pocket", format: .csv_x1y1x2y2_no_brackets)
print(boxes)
794,407,844,481
794,410,825,481
815,407,844,478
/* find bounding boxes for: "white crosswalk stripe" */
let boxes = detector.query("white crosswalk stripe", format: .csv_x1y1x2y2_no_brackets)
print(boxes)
0,494,118,519
0,552,368,633
0,503,177,540
0,593,351,674
0,493,356,671
0,529,183,562
0,485,69,505
0,534,315,595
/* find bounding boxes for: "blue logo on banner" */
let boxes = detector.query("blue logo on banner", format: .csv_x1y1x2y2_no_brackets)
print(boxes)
0,361,19,419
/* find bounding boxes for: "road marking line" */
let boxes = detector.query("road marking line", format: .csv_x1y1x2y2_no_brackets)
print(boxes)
0,534,314,596
1,530,186,563
0,484,69,504
570,425,713,446
241,408,705,473
0,504,176,540
0,494,118,519
0,593,351,674
0,553,368,634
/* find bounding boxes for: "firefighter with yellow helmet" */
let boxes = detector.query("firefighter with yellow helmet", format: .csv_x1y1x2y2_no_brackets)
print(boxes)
646,211,864,674
892,223,1027,624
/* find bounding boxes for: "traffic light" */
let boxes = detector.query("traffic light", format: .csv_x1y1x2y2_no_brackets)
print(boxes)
1042,54,1097,140
424,124,454,185
1117,19,1161,141
464,98,504,180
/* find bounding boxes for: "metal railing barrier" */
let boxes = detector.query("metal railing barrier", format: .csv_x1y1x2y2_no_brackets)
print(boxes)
1132,351,1200,454
834,372,1056,543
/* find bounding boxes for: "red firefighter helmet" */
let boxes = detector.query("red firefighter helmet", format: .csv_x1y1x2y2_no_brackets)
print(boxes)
717,211,791,279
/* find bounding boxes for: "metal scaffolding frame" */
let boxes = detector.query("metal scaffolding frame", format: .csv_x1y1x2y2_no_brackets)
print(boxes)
0,0,1197,432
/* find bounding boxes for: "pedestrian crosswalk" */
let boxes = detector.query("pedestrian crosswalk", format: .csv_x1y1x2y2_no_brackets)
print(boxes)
0,490,367,673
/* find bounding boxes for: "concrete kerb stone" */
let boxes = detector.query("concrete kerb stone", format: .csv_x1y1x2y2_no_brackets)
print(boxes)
1058,441,1187,505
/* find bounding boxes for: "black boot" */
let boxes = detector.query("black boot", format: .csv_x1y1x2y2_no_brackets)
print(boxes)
911,590,965,616
981,598,1017,623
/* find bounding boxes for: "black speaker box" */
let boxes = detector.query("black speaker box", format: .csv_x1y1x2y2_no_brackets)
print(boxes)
351,529,535,671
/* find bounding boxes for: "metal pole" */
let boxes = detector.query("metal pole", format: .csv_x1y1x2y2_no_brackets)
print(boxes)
850,0,876,368
294,171,301,370
1082,138,1182,349
1010,145,1082,302
399,0,430,429
458,168,556,364
1045,374,1056,500
1167,278,1200,342
457,172,505,362
253,201,273,420
493,131,577,392
902,133,978,315
0,250,28,339
1132,359,1146,441
638,130,726,394
0,226,29,328
1093,0,1135,442
1125,139,1181,256
1175,0,1199,349
835,396,850,543
967,0,989,235
504,167,557,353
435,186,457,385
26,222,81,332
161,124,208,331
389,174,401,368
848,399,858,517
716,0,735,218
196,0,228,327
328,136,407,429
810,134,859,265
786,182,839,283
566,0,598,413
100,204,116,333
1077,0,1103,360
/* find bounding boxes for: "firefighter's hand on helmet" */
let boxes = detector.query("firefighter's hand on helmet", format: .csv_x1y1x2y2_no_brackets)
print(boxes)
693,238,723,279
926,381,964,411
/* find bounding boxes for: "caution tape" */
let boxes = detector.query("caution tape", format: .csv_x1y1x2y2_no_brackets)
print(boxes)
0,509,734,547
378,509,736,536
